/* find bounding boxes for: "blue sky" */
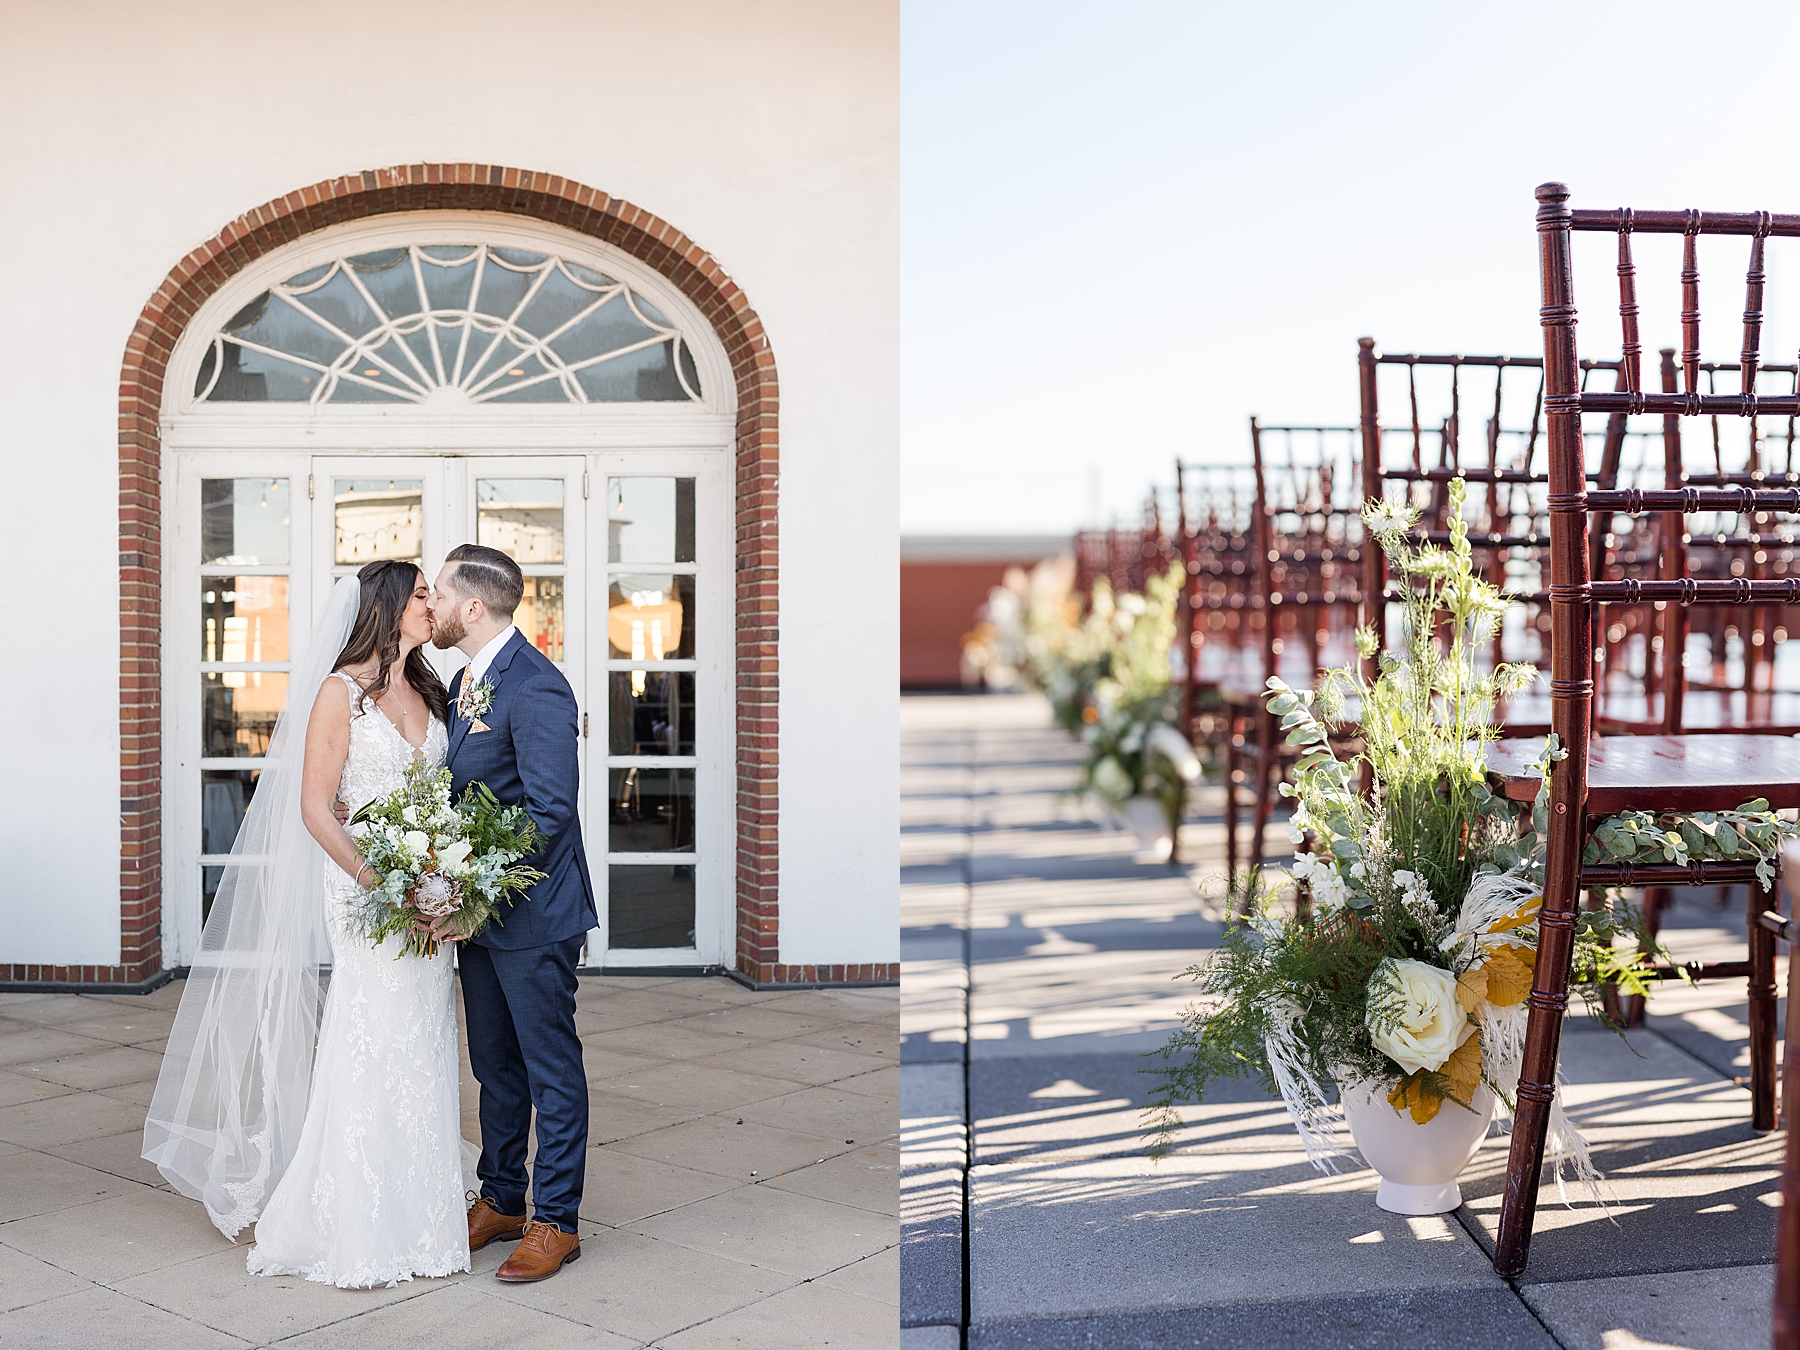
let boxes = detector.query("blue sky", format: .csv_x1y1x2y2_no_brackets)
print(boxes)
901,0,1800,534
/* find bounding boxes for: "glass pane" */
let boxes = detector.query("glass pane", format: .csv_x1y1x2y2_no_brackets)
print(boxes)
477,479,564,562
203,672,287,757
203,865,224,926
202,768,261,855
200,576,290,663
201,479,290,566
335,479,422,564
608,865,696,949
607,575,694,660
575,341,693,403
518,576,564,662
607,478,696,563
608,767,694,852
609,671,695,756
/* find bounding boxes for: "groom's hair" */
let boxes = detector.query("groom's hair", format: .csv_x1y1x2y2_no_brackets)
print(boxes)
445,544,525,620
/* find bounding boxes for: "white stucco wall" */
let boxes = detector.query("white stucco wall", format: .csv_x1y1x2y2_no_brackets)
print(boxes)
0,0,898,969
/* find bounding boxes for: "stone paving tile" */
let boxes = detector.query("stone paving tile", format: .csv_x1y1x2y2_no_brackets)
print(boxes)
970,1148,1508,1324
692,1038,891,1087
276,1280,636,1349
739,1083,899,1144
628,1182,893,1279
0,1239,94,1312
485,1221,798,1344
591,1058,804,1111
900,1168,962,1328
965,1288,1557,1350
580,1147,744,1227
1521,1261,1772,1349
654,1279,897,1350
53,1006,177,1045
9,1043,165,1092
0,1027,114,1068
834,1064,901,1100
763,1143,900,1215
0,1147,135,1222
670,1004,858,1041
0,1186,232,1283
585,1088,709,1145
792,1023,900,1060
0,1068,74,1109
0,1088,167,1150
43,1127,173,1190
108,1244,445,1343
900,1328,960,1350
605,1110,856,1181
0,1284,253,1349
818,1242,899,1306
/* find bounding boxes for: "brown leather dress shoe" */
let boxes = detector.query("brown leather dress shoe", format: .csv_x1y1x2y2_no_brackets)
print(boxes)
467,1193,527,1251
495,1220,581,1282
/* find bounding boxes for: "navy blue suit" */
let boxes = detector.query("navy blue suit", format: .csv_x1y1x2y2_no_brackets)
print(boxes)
448,629,596,1232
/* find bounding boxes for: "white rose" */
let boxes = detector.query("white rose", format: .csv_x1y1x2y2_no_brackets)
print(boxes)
403,830,432,856
1365,957,1472,1075
401,805,418,826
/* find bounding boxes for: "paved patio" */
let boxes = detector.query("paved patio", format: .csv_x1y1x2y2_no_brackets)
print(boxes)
0,972,897,1348
901,692,1784,1349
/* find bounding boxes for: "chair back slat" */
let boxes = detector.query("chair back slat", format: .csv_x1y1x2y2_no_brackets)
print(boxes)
1682,220,1702,396
1616,215,1641,394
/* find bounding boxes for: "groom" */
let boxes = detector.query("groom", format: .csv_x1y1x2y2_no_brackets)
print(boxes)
431,543,597,1282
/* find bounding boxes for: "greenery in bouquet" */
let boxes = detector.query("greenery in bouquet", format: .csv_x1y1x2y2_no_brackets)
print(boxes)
346,761,546,958
1145,479,1663,1184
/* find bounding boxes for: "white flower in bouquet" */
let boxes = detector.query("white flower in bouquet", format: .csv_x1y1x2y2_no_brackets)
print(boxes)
402,829,431,857
1145,722,1201,782
412,870,460,919
401,805,418,826
1365,958,1471,1076
437,837,474,872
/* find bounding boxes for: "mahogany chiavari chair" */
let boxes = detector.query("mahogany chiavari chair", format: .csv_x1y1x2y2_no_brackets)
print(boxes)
1212,419,1365,899
1173,459,1260,805
1488,182,1800,1279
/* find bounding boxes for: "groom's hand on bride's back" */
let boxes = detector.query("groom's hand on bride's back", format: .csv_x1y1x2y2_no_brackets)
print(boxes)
332,797,350,825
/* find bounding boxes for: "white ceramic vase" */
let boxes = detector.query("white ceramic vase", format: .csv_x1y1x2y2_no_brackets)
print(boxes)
1119,795,1173,863
1339,1079,1496,1215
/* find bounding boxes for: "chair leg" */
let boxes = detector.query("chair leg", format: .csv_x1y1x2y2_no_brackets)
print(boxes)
1775,914,1800,1350
1224,732,1241,895
1493,840,1584,1277
1748,877,1780,1134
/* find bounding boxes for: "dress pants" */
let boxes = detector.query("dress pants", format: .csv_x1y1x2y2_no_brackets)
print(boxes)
458,935,588,1232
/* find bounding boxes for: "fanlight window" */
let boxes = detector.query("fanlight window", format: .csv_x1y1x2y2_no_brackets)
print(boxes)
194,244,704,406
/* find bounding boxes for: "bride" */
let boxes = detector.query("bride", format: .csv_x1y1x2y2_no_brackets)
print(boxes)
144,560,471,1288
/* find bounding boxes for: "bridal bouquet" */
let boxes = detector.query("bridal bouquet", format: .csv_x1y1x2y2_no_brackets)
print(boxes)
346,761,545,957
1146,479,1664,1186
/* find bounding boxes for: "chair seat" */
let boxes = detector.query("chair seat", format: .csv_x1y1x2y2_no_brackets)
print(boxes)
1486,734,1800,813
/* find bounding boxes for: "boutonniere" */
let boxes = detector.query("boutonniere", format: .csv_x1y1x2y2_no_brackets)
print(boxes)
459,675,496,725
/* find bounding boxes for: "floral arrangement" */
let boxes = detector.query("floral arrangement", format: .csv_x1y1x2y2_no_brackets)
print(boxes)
346,761,545,957
1146,479,1662,1185
1071,564,1200,835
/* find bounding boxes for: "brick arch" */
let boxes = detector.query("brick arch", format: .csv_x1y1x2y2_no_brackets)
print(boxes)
103,165,781,988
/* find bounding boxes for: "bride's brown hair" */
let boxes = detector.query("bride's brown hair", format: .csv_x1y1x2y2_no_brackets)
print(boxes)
332,560,450,724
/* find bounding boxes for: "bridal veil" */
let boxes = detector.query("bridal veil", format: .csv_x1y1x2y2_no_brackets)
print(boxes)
144,575,361,1239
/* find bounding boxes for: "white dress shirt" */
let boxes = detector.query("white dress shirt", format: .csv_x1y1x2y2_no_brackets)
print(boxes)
465,624,519,683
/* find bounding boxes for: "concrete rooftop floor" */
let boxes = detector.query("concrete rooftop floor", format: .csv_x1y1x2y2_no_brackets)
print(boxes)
0,971,897,1348
901,692,1783,1350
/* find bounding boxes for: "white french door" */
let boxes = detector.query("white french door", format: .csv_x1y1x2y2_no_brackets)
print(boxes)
164,448,731,971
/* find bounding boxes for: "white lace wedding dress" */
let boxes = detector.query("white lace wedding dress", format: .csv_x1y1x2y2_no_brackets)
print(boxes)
246,673,470,1288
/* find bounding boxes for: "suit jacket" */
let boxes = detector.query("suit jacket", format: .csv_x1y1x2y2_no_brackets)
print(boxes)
447,630,597,950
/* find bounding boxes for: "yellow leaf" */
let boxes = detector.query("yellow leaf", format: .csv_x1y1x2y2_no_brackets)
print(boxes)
1456,965,1489,1015
1386,1072,1444,1125
1489,896,1543,934
1442,1028,1482,1109
1481,945,1536,1007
